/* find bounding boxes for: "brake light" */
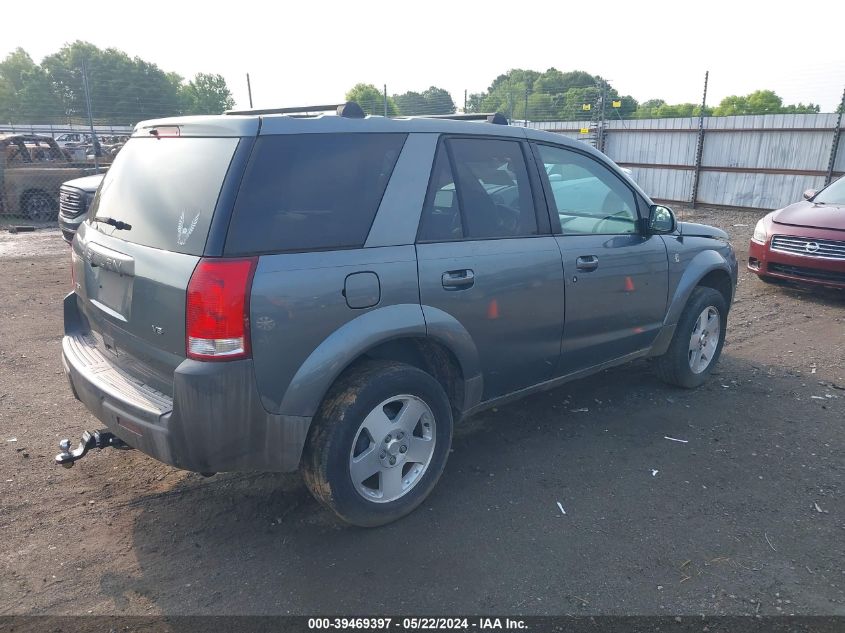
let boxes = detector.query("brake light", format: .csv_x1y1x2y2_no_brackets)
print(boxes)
149,126,180,137
186,258,257,361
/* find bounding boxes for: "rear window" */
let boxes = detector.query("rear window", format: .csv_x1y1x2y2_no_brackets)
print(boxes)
90,137,239,255
225,133,407,254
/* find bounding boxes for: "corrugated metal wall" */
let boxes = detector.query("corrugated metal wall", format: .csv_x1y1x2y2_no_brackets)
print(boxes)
527,113,843,210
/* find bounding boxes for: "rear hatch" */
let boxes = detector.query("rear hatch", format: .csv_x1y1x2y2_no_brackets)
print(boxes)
70,124,250,396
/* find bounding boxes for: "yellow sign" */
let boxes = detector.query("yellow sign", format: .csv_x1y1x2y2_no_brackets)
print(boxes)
582,103,591,111
612,100,622,108
580,128,590,134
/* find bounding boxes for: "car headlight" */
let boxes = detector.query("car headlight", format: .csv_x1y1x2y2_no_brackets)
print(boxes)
752,218,768,244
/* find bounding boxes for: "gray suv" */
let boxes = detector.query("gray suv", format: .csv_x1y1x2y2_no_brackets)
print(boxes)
60,103,737,527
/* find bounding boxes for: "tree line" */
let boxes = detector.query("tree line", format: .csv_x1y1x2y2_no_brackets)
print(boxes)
1,45,828,126
348,70,823,120
0,42,235,125
463,68,821,119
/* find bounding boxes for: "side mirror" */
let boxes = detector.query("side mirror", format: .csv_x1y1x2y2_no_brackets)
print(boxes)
647,204,676,234
803,189,817,201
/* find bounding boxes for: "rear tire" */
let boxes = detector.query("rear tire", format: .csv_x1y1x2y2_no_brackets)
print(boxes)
654,287,727,389
301,360,453,527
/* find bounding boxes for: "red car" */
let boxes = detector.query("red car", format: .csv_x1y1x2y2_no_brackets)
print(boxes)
748,176,845,289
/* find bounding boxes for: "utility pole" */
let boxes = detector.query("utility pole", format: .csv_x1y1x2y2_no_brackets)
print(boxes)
246,73,253,108
383,84,388,117
825,85,845,186
81,57,100,174
524,85,529,127
690,70,710,208
464,89,467,113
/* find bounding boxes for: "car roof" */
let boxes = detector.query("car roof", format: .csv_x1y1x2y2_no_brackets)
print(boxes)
0,133,56,144
131,112,590,152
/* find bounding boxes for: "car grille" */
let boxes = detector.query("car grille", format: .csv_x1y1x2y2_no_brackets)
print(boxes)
769,263,845,284
59,186,87,218
770,235,845,260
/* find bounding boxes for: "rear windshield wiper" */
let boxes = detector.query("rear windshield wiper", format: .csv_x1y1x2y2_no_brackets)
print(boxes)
91,216,132,231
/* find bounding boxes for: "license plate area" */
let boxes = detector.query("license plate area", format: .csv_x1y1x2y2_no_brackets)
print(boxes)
83,243,135,321
90,267,134,321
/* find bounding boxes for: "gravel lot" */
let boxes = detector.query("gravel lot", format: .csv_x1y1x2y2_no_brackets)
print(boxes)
1,206,843,616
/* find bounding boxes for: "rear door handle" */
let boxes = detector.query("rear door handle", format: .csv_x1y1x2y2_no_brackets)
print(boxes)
442,269,475,290
575,255,599,271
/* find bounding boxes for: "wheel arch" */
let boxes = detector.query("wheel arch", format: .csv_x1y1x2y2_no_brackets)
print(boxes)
664,250,734,327
277,303,483,420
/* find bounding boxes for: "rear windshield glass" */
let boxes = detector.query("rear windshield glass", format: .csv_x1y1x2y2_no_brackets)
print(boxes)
225,133,407,254
89,137,239,255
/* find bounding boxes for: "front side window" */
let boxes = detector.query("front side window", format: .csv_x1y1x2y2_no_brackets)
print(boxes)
537,144,639,235
418,137,538,241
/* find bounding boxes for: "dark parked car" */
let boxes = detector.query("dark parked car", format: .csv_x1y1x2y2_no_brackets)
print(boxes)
749,177,845,288
59,173,104,243
58,103,737,526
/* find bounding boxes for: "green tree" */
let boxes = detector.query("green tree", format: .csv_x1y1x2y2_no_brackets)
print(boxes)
712,90,818,116
533,69,594,95
393,90,424,115
467,69,636,121
420,86,455,114
181,73,235,114
393,86,455,115
41,41,182,123
0,48,63,123
465,91,486,113
345,83,396,116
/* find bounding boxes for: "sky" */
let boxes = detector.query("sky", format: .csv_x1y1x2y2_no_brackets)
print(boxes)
3,0,844,112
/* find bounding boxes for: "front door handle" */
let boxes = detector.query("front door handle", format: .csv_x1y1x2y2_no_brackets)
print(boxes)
442,269,475,290
575,255,599,271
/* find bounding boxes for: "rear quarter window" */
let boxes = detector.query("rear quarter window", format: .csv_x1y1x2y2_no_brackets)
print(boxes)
225,133,407,254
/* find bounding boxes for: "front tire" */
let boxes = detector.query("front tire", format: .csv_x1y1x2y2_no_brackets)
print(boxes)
654,287,727,389
22,191,58,222
301,360,453,527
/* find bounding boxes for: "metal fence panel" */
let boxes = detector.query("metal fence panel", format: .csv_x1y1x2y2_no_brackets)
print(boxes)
628,167,695,202
697,171,828,209
537,113,843,209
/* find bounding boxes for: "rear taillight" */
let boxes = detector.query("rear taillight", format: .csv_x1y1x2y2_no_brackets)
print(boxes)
186,257,257,361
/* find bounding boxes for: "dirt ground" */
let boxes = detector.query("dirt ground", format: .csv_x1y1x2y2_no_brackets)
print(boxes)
1,206,843,616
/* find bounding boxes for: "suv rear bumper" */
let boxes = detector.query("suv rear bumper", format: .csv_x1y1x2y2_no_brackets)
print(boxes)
62,299,311,473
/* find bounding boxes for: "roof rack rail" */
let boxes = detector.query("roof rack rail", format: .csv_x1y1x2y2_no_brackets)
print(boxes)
225,101,366,119
414,112,509,125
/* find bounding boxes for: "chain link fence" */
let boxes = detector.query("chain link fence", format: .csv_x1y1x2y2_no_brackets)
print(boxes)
2,52,844,223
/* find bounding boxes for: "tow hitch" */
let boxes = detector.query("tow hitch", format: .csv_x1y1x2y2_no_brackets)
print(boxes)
55,430,132,468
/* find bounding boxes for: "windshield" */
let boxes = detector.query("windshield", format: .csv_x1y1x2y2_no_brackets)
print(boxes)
90,136,239,255
815,177,845,205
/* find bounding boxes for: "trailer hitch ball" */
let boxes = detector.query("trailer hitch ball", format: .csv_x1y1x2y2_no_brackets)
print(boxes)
55,430,130,467
58,439,74,469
